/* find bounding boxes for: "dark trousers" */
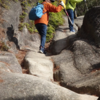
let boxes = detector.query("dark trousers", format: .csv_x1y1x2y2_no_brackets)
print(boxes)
35,23,47,51
67,9,74,31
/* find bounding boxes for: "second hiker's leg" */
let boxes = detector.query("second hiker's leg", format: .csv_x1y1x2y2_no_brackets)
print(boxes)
67,9,74,32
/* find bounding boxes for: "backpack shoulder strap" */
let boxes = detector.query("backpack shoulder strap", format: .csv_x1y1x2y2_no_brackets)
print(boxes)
42,2,47,14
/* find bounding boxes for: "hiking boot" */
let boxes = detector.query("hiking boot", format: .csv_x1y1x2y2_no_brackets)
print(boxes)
39,46,45,54
70,29,75,32
39,49,44,54
39,49,47,54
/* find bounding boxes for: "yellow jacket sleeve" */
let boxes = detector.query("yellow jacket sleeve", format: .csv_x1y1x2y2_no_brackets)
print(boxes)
70,0,83,3
66,0,83,11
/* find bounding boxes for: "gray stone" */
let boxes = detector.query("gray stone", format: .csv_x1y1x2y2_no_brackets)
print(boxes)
49,16,78,55
0,51,22,73
52,38,100,96
24,51,53,81
52,50,84,83
74,16,84,29
0,72,98,100
1,1,22,30
0,62,11,72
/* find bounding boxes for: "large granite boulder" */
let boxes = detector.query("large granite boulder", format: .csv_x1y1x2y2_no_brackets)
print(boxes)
52,40,100,96
24,51,54,81
78,6,100,47
50,7,100,96
0,71,98,100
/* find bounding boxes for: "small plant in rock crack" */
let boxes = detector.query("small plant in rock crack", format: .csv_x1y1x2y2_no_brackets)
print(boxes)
20,11,28,22
0,0,10,9
0,42,9,51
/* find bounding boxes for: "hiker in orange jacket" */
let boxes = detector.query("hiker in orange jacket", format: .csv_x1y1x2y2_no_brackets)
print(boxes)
35,0,65,54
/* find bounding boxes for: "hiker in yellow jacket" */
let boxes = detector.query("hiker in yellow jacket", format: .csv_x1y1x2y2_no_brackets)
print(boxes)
66,0,83,32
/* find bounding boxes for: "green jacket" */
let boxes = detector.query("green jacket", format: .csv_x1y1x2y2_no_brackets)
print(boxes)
66,0,83,11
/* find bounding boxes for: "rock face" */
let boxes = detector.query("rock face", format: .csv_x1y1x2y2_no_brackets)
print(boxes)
0,0,40,53
1,1,22,30
78,6,100,47
52,41,100,95
50,7,100,96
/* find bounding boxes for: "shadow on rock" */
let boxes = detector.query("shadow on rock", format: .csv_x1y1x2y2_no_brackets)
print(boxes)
56,27,69,32
6,25,20,50
4,95,49,100
49,33,77,55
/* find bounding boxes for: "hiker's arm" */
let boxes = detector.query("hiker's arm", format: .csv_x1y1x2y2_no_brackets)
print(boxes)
46,3,62,12
70,0,83,3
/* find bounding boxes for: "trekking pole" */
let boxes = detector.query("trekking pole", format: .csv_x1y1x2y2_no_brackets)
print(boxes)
59,0,74,26
84,0,88,11
63,8,74,26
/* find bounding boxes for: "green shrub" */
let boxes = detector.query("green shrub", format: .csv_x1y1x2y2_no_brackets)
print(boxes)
46,1,64,42
49,12,64,28
25,22,34,33
46,24,55,42
20,11,28,22
26,21,38,33
19,23,25,31
19,21,37,33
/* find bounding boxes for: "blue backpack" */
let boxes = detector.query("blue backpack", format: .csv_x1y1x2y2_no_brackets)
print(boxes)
29,2,46,20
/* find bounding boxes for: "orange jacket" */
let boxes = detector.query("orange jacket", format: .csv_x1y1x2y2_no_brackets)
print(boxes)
35,2,62,25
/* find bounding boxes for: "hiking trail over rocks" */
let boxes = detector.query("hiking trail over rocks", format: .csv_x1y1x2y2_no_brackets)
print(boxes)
0,1,100,99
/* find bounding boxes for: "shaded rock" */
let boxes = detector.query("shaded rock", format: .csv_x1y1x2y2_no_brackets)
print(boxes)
24,51,53,81
65,71,100,96
49,30,68,55
50,7,100,96
0,72,98,100
49,16,77,55
78,6,100,47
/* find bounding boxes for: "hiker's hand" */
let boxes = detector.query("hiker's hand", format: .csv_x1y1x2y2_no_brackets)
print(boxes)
59,1,65,8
